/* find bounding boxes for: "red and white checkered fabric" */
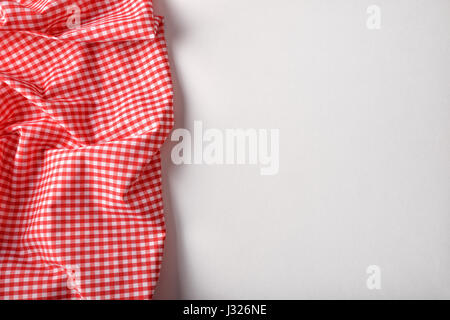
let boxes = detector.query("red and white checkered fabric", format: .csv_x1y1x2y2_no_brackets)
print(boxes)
0,0,173,299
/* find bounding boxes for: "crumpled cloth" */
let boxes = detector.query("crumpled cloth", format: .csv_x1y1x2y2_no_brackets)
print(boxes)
0,0,173,299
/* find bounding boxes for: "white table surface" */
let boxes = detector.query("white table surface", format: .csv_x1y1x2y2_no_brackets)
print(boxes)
153,0,450,299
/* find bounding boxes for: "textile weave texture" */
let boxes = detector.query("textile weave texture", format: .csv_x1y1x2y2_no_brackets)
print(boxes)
0,0,173,299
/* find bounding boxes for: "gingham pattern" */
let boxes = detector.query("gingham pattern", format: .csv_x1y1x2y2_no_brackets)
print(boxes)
0,0,173,299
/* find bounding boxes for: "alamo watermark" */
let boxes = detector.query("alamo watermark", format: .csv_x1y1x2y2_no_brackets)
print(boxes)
171,121,279,176
66,4,81,29
366,265,381,290
366,5,381,30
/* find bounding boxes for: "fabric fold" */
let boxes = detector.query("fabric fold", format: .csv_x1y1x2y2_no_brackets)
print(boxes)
0,0,162,41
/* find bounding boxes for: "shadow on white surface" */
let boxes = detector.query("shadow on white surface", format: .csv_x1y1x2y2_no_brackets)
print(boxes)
153,0,186,300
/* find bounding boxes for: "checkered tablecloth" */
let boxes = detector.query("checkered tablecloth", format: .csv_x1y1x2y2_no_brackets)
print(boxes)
0,0,173,299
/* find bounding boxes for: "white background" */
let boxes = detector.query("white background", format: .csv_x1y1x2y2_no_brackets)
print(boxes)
153,0,450,299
